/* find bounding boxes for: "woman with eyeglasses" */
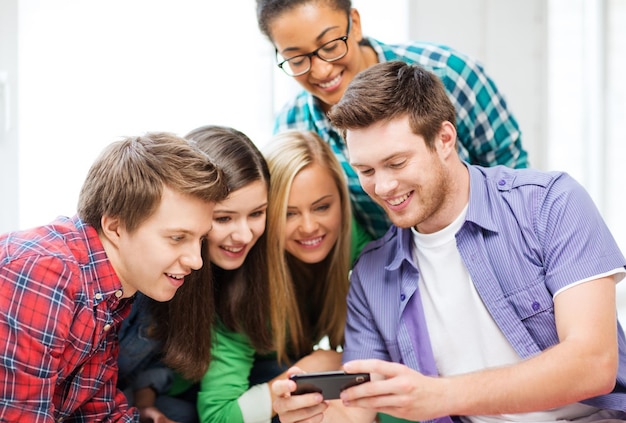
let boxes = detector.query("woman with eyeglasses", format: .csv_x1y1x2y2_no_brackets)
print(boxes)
256,0,530,242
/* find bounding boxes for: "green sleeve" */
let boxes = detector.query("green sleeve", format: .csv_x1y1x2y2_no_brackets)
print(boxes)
196,323,256,423
350,215,374,265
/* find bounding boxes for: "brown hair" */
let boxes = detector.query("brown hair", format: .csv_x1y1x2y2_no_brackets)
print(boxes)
85,132,228,382
151,126,274,381
78,132,227,233
263,130,351,363
328,60,457,150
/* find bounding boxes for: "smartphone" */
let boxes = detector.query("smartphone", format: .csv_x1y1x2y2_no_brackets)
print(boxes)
290,370,371,400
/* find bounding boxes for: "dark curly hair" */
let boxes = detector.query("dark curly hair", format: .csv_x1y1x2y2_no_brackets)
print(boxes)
256,0,352,40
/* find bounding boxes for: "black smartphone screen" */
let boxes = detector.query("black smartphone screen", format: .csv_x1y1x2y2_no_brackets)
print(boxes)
290,371,371,399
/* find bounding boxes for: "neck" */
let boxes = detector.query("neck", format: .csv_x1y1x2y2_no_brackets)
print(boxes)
360,42,379,69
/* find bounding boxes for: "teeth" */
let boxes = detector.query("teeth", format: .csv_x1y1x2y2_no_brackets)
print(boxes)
299,236,322,246
388,193,410,206
167,273,184,280
222,245,244,253
319,74,341,89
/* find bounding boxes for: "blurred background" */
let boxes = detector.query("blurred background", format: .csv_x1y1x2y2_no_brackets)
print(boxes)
1,0,625,312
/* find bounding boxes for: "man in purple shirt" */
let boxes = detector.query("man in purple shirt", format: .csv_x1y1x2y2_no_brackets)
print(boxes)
272,61,626,423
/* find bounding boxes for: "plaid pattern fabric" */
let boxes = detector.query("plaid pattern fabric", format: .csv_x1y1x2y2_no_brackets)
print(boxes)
0,216,137,422
273,37,529,240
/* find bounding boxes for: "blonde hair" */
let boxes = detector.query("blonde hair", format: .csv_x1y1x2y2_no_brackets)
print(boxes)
263,130,351,362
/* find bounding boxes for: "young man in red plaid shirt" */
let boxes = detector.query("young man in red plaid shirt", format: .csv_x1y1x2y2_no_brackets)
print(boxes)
0,132,227,422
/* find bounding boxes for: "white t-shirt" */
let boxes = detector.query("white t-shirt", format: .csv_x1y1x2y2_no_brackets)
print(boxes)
410,205,622,422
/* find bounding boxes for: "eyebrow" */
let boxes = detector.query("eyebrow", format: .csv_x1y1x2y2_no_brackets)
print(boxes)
213,202,268,214
165,228,194,234
280,25,342,55
164,227,212,237
287,194,333,209
351,152,406,168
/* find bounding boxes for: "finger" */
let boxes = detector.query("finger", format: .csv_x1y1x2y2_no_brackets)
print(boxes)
273,394,328,423
286,365,306,377
343,358,405,378
340,371,407,403
272,378,298,396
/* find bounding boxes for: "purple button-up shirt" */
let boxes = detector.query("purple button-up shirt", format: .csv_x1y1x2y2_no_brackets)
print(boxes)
344,165,626,423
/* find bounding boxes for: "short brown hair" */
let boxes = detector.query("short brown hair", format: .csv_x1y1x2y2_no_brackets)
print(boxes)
328,60,457,150
77,132,227,232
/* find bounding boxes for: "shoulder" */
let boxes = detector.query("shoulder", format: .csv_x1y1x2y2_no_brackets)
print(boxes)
370,37,478,71
213,321,256,350
273,91,316,131
1,225,80,280
476,165,577,195
467,165,587,230
354,226,409,268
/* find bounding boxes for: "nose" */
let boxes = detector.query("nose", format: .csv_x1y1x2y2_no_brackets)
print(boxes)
374,171,399,197
181,242,204,271
299,213,319,234
309,55,334,79
231,220,254,244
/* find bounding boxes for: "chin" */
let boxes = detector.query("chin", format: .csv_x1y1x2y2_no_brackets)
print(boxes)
389,216,418,230
303,251,332,264
217,261,243,271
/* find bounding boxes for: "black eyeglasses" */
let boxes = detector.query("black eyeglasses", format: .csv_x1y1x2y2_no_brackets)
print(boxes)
276,17,352,77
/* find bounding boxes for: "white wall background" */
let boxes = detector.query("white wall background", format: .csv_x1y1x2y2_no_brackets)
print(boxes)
0,0,18,233
1,0,625,313
5,0,411,231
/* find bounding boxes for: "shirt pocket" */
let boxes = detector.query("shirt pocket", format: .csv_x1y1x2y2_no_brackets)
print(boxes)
504,279,558,350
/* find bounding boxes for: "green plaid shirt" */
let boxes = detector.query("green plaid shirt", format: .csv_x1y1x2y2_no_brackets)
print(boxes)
273,38,529,240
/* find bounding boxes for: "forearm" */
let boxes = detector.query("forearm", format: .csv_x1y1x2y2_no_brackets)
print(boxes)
133,386,158,409
447,278,619,416
443,339,617,417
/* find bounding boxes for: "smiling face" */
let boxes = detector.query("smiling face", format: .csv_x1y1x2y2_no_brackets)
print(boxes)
269,3,374,111
107,186,215,301
347,116,458,234
284,162,342,263
207,180,268,270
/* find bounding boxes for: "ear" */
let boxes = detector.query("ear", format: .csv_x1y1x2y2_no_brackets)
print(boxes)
100,215,122,248
438,121,458,158
350,8,364,42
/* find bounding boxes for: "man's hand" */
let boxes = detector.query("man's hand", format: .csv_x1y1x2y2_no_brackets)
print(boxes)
341,359,447,422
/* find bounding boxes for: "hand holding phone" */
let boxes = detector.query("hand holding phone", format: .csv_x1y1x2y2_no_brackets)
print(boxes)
290,370,371,400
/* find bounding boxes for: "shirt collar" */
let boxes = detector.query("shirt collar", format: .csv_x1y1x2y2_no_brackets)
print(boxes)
384,163,504,271
70,215,125,303
465,163,500,233
385,226,417,271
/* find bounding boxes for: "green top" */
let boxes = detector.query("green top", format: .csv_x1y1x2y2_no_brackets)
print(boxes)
171,216,378,423
196,322,260,422
350,215,374,264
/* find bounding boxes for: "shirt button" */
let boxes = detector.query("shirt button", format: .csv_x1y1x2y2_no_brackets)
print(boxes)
94,293,103,300
400,294,406,301
498,179,506,186
103,324,112,332
532,301,540,311
114,290,123,298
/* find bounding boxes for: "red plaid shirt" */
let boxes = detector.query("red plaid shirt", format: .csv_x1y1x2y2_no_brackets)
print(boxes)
0,216,138,422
